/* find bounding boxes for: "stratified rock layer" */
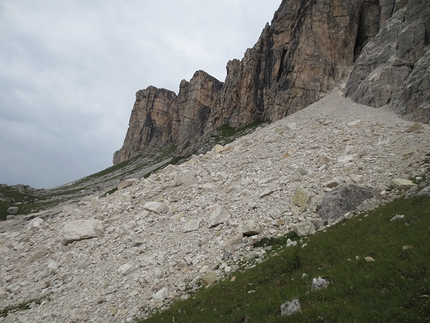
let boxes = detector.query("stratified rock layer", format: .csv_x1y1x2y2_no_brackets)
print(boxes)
345,0,430,124
114,0,388,164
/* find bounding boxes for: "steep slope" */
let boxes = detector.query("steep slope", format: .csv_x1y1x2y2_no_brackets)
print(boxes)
345,0,430,123
2,90,429,322
114,0,383,165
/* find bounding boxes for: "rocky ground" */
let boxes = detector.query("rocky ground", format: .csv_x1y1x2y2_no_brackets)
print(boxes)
1,88,429,322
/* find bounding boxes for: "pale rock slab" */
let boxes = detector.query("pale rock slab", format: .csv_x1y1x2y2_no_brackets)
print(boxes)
143,201,169,214
293,221,316,237
223,233,243,253
183,219,200,233
240,219,261,236
311,277,330,291
391,178,415,188
280,298,301,316
27,217,44,230
208,205,230,228
60,219,103,245
201,270,217,286
118,178,138,190
292,188,310,210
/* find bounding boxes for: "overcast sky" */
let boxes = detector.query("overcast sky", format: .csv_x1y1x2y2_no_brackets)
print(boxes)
0,0,281,189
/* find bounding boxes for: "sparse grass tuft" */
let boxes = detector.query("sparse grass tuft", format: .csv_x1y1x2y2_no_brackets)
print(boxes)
137,195,430,322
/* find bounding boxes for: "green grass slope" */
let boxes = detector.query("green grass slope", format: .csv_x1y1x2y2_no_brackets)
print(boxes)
138,195,430,323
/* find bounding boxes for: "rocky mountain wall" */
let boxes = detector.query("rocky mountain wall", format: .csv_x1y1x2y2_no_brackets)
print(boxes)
345,0,430,123
114,0,429,165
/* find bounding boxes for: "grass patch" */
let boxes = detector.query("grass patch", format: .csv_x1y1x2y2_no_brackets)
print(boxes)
208,120,268,148
0,295,50,318
138,195,430,322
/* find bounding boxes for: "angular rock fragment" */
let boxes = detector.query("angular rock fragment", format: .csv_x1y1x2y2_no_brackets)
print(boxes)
117,178,137,190
280,298,301,316
392,178,415,188
293,221,316,237
7,207,18,214
143,201,169,214
318,185,376,221
183,219,200,233
240,219,261,237
292,188,310,210
61,219,103,245
208,205,230,228
311,277,330,291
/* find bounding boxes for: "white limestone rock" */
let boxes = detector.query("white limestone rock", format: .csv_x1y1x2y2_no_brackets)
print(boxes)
60,219,103,245
143,202,169,214
311,277,330,291
240,219,261,237
208,205,230,228
27,217,44,230
183,219,200,233
280,298,301,316
293,221,316,237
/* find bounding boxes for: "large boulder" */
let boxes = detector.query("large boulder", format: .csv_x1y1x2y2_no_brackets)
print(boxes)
317,185,376,221
61,219,103,245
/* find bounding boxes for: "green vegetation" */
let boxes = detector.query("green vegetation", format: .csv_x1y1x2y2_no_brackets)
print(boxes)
211,120,268,147
138,195,430,322
0,295,50,318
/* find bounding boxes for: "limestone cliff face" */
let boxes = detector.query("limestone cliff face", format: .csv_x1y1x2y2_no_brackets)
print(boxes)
113,71,223,164
114,0,429,165
345,0,430,124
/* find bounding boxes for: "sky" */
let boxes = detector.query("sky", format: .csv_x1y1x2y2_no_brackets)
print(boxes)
0,0,281,189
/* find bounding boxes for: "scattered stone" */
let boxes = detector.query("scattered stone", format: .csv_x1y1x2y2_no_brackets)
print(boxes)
27,217,44,230
0,76,429,322
311,277,330,291
392,178,415,188
118,178,137,190
286,239,298,247
143,201,169,214
60,219,103,245
223,233,243,253
259,188,276,198
7,206,19,214
292,188,310,210
405,123,422,133
293,221,316,237
417,185,430,196
347,120,362,127
318,185,376,221
365,256,375,262
183,219,200,233
201,270,217,286
280,298,301,316
208,205,230,228
240,219,261,237
390,214,405,221
118,263,135,276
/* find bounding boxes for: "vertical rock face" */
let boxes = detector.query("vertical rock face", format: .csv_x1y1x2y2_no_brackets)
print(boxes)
113,86,177,164
345,0,430,124
114,0,429,165
113,71,223,164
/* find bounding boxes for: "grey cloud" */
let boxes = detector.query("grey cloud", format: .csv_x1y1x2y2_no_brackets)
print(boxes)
0,0,281,188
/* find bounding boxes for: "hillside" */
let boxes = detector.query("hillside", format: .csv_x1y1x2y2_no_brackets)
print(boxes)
114,0,430,165
1,89,429,322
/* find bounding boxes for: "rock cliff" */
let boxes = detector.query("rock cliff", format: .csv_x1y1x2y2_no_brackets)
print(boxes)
114,0,430,165
345,0,430,123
